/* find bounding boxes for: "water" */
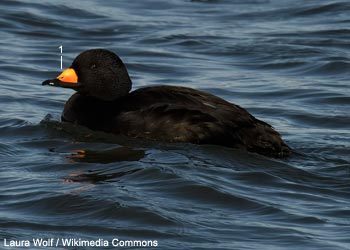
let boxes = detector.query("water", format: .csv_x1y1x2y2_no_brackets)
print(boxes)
0,0,349,249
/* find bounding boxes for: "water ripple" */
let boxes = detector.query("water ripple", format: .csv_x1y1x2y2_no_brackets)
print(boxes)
0,0,349,249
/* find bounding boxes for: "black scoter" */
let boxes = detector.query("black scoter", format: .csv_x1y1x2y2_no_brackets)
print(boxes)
42,49,291,157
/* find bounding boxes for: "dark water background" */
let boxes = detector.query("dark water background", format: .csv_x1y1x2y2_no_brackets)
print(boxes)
1,0,349,249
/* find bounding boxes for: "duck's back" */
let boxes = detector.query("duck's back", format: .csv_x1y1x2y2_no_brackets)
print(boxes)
63,86,291,157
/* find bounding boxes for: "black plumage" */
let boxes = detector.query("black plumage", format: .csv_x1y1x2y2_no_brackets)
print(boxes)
43,49,291,157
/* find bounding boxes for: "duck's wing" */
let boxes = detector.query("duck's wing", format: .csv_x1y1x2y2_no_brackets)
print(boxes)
114,86,291,157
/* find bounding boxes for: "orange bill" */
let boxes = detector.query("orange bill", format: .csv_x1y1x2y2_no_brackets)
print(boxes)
42,68,81,88
56,68,78,83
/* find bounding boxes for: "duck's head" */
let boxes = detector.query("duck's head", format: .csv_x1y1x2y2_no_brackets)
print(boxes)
42,49,132,101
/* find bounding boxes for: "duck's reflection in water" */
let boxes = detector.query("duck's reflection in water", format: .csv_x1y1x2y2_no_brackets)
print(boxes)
63,146,145,184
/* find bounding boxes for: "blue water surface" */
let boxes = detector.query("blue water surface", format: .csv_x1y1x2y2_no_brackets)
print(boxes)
0,0,349,249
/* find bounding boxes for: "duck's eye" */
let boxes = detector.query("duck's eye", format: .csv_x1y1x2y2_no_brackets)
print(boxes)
90,64,97,69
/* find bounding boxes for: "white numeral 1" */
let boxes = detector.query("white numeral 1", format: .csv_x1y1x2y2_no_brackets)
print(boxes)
59,45,63,69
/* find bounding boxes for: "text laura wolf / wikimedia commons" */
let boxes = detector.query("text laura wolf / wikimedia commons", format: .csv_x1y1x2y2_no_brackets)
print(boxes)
2,238,159,248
